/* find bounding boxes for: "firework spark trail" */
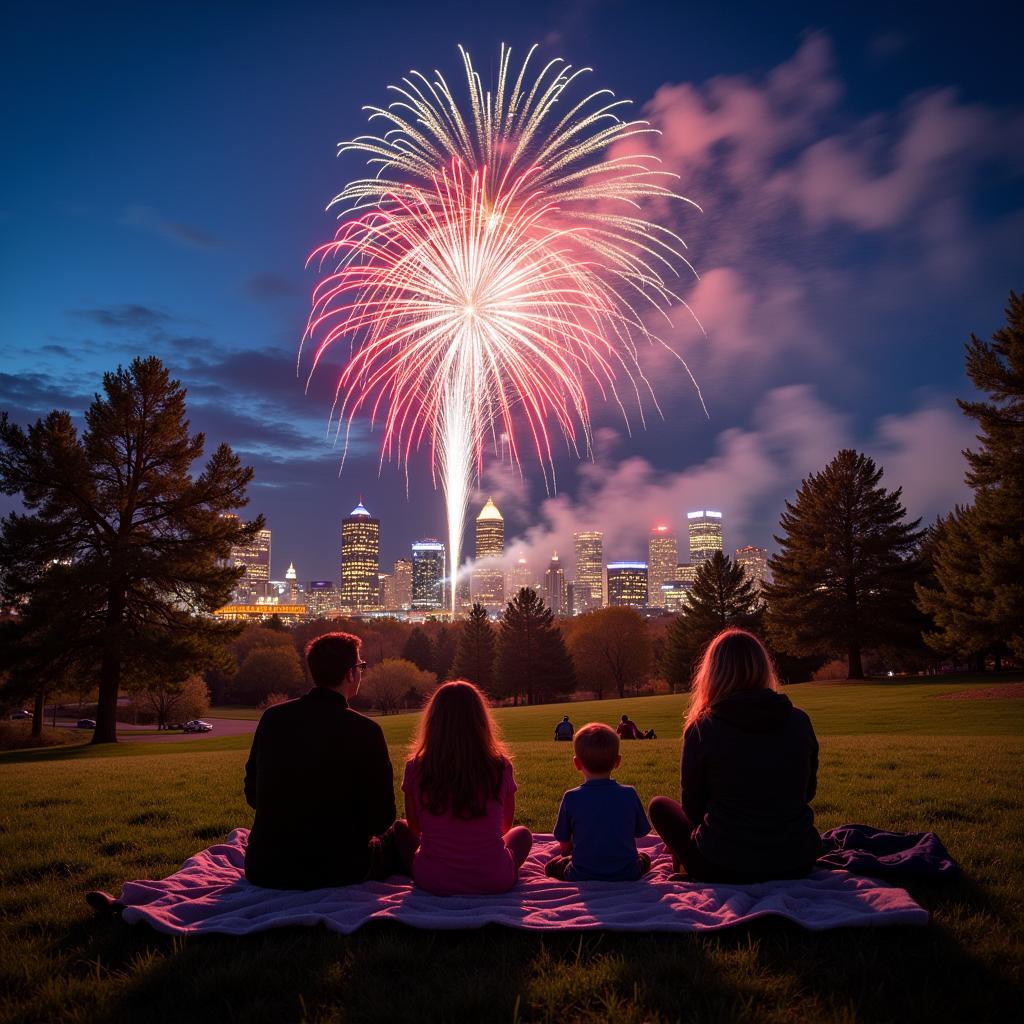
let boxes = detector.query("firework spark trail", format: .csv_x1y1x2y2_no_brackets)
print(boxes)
302,45,705,613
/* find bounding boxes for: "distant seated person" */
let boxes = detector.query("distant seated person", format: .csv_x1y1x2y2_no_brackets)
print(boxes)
243,632,402,889
617,714,655,740
554,715,574,741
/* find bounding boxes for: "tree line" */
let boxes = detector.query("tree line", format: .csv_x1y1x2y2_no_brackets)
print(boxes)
1,294,1021,738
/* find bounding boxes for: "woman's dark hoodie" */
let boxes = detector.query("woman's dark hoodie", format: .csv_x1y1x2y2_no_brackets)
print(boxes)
681,689,821,876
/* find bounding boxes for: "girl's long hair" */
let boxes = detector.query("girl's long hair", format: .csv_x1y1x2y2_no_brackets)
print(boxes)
410,680,510,818
684,629,779,731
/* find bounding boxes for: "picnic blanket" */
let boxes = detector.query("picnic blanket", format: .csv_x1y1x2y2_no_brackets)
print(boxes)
117,831,928,935
818,824,958,879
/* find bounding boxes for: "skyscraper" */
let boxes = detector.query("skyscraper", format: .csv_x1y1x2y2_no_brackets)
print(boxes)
647,525,678,609
687,509,723,565
392,557,413,610
285,561,299,604
306,580,338,618
227,519,272,603
411,540,446,610
736,545,770,597
607,562,649,608
505,553,535,599
573,531,604,612
543,552,568,615
340,499,381,611
471,497,505,612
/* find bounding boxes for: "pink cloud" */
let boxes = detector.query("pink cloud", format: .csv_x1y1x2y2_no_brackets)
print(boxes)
501,388,970,576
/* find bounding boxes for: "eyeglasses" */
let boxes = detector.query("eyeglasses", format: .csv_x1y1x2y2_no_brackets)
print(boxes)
356,661,368,671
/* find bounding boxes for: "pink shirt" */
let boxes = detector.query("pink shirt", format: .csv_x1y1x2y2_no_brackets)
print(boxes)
402,757,519,896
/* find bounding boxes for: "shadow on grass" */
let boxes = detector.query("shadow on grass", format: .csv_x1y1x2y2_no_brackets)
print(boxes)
63,899,1021,1024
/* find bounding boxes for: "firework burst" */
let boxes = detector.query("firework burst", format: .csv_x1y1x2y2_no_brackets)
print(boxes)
302,44,703,613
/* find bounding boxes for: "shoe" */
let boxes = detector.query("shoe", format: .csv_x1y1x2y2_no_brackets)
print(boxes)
85,890,121,916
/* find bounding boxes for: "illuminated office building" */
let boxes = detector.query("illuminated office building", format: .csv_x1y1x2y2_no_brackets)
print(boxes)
227,519,272,603
676,562,699,585
736,545,770,597
392,558,413,610
647,525,678,609
607,562,648,608
471,497,505,612
506,553,535,600
306,580,338,618
411,540,446,610
543,552,568,616
285,561,300,605
340,500,381,611
660,580,692,614
573,531,605,612
687,510,723,565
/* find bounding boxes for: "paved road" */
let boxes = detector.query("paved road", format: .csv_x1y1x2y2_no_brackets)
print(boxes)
50,717,258,743
122,717,258,743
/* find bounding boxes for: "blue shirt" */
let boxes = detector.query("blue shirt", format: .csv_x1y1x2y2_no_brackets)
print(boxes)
553,778,651,881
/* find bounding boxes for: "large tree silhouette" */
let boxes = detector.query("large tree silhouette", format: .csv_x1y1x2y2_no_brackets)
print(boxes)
0,357,258,742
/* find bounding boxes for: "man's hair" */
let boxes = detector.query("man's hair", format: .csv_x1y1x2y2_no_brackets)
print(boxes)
573,722,620,774
620,714,629,722
305,632,361,687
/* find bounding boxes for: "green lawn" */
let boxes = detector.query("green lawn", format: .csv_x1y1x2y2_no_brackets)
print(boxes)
1,679,1022,1023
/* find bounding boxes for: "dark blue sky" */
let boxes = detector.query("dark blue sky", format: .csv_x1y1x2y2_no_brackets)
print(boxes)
2,1,1023,580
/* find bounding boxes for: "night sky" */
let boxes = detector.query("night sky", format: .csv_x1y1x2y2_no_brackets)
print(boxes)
3,1,1023,582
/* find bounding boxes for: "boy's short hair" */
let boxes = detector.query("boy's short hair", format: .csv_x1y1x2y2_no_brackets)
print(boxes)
573,722,620,774
305,632,360,687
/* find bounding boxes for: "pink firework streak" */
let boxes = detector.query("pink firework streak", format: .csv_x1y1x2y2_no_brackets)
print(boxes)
301,45,704,613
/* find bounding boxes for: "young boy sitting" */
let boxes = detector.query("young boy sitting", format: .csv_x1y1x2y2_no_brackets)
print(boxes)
545,722,652,881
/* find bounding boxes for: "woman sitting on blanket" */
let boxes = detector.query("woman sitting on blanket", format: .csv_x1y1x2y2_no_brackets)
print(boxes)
649,629,821,883
394,680,533,895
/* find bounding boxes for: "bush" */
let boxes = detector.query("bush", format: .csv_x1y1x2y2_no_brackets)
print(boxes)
231,647,305,706
362,659,435,714
258,692,292,709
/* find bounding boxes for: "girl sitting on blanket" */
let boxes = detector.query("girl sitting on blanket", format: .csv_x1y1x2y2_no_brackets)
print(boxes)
395,680,532,895
649,628,822,883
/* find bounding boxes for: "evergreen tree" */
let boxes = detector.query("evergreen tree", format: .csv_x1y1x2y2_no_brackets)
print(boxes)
431,624,457,681
451,603,496,692
495,587,575,704
764,449,923,679
0,357,258,742
918,292,1024,660
662,551,761,690
401,626,434,672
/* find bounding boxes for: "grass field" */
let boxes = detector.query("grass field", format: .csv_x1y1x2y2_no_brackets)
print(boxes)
1,679,1022,1023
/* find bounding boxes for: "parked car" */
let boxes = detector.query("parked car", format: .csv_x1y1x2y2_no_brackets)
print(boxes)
10,710,32,720
77,719,96,729
182,720,213,733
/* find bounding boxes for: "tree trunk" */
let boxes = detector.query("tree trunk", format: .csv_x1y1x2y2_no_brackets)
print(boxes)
847,643,864,680
93,588,124,744
32,690,44,738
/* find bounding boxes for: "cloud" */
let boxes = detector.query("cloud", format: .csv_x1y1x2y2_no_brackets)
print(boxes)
499,386,969,577
245,273,294,301
600,31,1024,415
69,304,172,330
119,205,224,250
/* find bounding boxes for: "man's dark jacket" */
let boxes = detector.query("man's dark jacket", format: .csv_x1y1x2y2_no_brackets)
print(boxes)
682,689,821,876
244,687,396,889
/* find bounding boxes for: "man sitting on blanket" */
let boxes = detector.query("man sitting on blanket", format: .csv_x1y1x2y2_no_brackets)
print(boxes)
243,631,405,889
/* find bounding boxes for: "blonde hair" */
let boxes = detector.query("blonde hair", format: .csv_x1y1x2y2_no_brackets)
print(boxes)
685,629,779,731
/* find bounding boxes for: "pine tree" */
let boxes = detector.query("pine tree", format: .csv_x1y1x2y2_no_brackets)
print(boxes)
431,624,457,682
764,449,924,679
451,603,496,692
662,551,761,690
920,291,1024,659
915,509,996,669
401,626,434,672
0,358,259,742
495,587,575,705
